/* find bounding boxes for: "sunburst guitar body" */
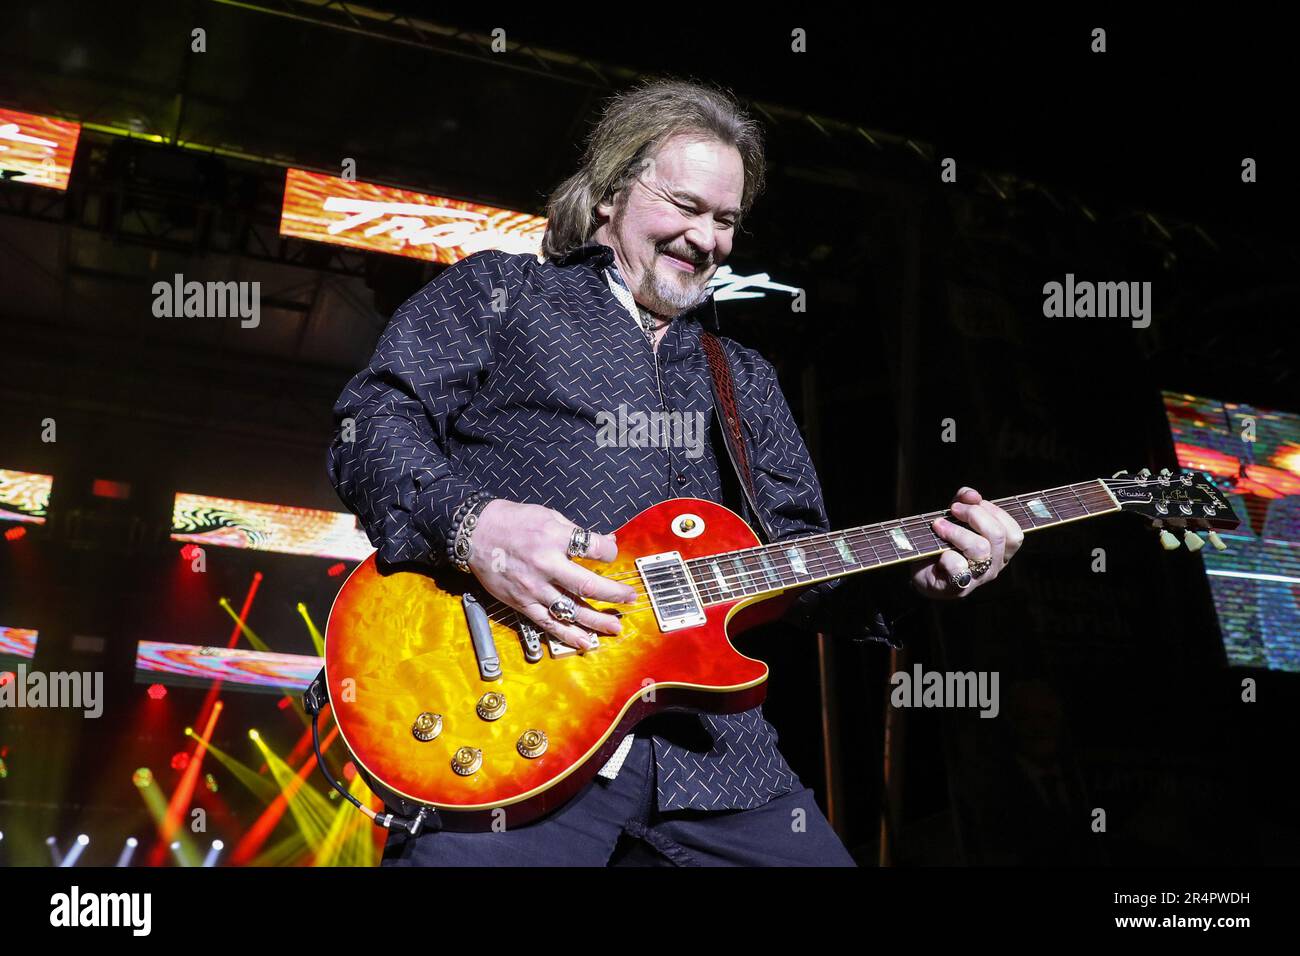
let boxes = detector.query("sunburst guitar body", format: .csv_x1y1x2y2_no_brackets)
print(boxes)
325,498,802,832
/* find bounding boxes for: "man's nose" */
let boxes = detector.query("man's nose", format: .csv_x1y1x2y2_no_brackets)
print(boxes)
680,227,715,263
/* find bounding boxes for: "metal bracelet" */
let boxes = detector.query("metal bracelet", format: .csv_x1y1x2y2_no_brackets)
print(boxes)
448,491,495,571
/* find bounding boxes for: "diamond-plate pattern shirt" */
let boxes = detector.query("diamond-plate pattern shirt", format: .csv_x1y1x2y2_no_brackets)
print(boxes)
327,241,917,812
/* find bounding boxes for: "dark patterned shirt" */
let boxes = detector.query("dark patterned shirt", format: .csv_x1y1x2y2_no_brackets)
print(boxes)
327,241,917,812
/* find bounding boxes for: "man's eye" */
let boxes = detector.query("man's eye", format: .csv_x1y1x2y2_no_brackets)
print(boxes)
717,220,735,229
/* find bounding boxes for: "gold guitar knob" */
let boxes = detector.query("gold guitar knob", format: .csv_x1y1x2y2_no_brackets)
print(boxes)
476,692,507,721
411,712,443,742
517,729,548,759
451,747,483,776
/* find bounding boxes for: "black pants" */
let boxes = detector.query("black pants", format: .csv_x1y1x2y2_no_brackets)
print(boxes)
380,735,856,866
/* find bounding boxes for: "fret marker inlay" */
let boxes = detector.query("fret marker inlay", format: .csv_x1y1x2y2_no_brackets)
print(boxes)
889,527,914,551
731,558,750,588
710,560,730,595
786,547,807,575
835,538,857,565
1027,498,1052,520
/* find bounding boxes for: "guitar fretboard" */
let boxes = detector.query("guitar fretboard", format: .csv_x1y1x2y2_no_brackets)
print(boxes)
685,479,1120,605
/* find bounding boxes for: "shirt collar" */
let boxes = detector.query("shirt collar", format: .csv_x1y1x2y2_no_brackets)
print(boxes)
551,241,616,268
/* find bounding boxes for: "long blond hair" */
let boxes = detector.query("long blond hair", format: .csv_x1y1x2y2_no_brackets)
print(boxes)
541,78,766,261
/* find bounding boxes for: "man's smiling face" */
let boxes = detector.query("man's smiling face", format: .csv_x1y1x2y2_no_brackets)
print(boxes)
593,132,744,317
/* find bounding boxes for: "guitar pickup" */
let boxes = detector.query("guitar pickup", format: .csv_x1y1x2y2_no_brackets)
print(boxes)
636,551,706,632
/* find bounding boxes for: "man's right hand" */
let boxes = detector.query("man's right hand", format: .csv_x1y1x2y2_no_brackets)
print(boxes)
465,500,639,650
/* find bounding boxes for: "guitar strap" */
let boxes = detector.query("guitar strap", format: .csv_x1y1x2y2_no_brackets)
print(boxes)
700,331,774,543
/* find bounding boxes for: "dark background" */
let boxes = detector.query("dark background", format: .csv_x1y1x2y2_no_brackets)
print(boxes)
0,3,1295,865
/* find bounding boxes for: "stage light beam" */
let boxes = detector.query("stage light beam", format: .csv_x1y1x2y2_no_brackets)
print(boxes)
116,837,138,868
59,834,89,867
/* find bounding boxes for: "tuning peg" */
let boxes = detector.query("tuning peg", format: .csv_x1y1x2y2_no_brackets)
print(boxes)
1158,530,1180,550
1159,468,1172,477
1206,531,1228,551
1182,530,1205,552
1137,468,1152,480
1111,469,1131,478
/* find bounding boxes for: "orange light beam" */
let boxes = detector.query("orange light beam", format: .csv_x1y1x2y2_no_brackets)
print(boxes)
147,699,224,867
195,572,263,730
284,701,332,770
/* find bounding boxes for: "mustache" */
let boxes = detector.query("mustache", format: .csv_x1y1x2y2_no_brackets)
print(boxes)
658,246,711,269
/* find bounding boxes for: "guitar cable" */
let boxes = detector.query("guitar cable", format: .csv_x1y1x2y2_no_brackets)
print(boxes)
303,669,437,838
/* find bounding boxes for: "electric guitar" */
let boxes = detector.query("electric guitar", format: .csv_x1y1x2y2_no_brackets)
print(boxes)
323,469,1240,831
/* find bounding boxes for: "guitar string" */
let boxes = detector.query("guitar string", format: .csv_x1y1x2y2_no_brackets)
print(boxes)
476,480,1215,622
584,476,1201,585
471,480,1185,622
478,484,1116,618
650,486,1115,611
587,481,1123,585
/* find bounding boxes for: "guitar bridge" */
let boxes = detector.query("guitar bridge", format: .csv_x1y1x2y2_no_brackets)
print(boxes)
546,635,598,659
636,551,706,632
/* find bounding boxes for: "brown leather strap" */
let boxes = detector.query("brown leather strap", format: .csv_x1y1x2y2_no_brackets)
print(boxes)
700,332,772,541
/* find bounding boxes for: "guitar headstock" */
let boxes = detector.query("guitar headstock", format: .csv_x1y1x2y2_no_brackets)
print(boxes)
1104,468,1242,551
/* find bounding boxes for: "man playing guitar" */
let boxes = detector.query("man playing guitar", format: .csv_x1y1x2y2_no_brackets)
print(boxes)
327,77,1024,865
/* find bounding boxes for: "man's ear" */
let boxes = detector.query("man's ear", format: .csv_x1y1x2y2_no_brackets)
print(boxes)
595,188,621,223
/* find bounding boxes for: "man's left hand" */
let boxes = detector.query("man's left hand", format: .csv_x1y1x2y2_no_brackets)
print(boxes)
909,486,1024,600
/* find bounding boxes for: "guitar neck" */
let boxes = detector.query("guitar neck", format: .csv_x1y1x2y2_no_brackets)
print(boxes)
687,479,1122,604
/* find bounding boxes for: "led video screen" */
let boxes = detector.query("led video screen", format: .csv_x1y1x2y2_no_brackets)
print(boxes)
1163,391,1300,671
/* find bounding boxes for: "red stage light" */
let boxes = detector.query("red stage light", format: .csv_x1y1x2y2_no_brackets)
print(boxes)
179,544,198,560
147,683,167,700
277,696,292,710
170,751,190,771
327,562,346,577
0,672,13,687
4,527,26,541
92,479,132,500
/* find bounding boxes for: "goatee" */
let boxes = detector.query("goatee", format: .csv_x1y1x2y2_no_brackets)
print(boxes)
639,257,711,318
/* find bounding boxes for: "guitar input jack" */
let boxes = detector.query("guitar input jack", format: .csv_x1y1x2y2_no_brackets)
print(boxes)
303,669,439,838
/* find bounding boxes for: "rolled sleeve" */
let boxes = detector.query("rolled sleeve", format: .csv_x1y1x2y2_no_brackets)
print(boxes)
327,250,509,567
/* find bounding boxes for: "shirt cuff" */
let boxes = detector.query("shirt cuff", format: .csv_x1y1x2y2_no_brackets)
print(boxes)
378,469,487,568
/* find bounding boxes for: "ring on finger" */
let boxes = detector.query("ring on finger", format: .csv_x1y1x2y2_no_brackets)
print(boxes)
567,527,593,558
548,595,577,623
968,556,993,577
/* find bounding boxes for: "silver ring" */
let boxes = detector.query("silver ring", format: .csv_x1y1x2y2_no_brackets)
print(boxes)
548,596,577,623
567,527,592,558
